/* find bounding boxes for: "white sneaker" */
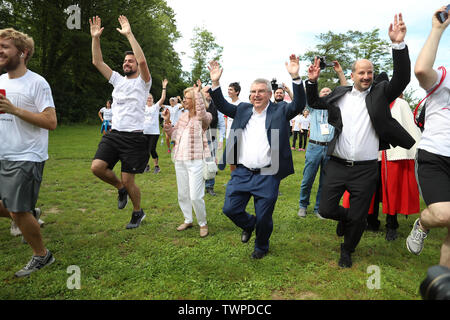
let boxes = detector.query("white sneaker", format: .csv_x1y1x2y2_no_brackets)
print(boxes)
314,211,326,220
297,208,307,218
406,218,428,255
10,221,22,236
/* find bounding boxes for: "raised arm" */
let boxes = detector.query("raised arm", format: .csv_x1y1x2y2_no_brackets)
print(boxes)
386,13,411,102
415,6,450,91
284,54,306,119
117,15,151,83
90,16,113,80
156,79,168,107
333,60,349,86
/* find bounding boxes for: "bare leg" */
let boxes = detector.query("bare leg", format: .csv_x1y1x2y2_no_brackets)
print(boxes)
122,172,141,212
91,159,124,190
165,132,171,150
440,229,450,268
0,200,12,218
10,212,46,256
420,202,450,230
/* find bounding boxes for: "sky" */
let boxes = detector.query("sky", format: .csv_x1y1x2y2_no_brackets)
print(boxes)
165,0,449,102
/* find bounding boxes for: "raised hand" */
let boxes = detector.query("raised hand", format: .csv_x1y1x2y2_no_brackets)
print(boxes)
308,57,321,82
162,108,170,121
208,61,223,85
389,13,407,44
433,6,450,30
162,78,168,88
116,15,132,36
333,60,343,73
285,54,300,78
89,16,104,38
195,79,203,93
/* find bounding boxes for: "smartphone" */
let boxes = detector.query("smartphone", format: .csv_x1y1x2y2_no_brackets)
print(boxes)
0,89,5,114
437,4,450,23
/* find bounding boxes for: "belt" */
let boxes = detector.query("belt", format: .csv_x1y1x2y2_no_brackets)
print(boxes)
309,139,329,146
330,156,377,167
237,164,268,174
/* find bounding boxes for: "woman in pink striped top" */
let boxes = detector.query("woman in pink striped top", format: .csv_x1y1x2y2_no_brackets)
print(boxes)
163,83,212,237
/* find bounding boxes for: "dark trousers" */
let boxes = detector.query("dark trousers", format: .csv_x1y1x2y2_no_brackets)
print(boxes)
146,134,160,159
222,166,281,253
292,131,300,148
319,159,378,253
300,130,309,149
366,161,399,230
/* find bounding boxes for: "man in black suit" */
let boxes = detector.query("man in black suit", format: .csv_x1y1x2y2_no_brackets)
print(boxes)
208,55,306,259
305,13,415,268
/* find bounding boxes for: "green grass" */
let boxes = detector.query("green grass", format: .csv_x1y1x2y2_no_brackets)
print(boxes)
0,124,445,300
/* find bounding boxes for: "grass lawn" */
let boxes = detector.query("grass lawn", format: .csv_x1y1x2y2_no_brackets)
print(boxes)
0,124,445,300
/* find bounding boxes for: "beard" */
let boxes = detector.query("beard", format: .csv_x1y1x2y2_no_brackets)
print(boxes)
124,69,137,77
274,97,284,103
0,54,21,72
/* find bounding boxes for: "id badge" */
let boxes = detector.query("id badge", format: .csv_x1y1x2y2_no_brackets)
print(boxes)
320,123,330,135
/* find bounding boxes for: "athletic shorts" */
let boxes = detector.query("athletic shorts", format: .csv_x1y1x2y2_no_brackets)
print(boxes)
0,160,45,213
416,148,450,205
94,130,149,174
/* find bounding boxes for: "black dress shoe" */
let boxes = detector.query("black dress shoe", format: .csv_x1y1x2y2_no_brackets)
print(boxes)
336,220,346,237
338,244,352,268
251,250,267,259
385,228,398,241
241,229,253,243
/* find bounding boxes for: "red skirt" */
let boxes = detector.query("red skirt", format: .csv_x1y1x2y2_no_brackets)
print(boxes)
342,156,420,215
380,155,420,215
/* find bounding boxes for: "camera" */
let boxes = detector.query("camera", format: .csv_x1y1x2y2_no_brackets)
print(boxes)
316,56,335,70
271,78,279,91
436,4,450,23
420,265,450,300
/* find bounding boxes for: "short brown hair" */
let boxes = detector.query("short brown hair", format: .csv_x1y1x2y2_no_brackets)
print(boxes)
0,28,35,64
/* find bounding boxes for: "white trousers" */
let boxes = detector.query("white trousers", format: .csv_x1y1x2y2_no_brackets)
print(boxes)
175,160,207,227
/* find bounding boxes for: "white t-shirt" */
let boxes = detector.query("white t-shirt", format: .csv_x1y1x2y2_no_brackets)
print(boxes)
418,67,450,157
0,70,55,162
292,115,302,131
143,102,161,135
299,115,310,130
166,104,182,125
109,71,152,132
99,107,113,121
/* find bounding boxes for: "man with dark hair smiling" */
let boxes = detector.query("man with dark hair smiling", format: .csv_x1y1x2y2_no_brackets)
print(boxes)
89,15,151,230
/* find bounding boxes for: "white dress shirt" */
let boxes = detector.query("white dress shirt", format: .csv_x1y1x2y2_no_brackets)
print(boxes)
238,102,271,169
332,86,379,161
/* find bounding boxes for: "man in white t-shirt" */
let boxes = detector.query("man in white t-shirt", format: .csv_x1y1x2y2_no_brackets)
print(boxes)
406,7,450,268
98,99,112,134
89,15,151,230
0,28,57,277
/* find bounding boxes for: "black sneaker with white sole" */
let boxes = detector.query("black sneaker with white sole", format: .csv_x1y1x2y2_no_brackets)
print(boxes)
15,250,55,278
118,188,128,210
126,209,146,229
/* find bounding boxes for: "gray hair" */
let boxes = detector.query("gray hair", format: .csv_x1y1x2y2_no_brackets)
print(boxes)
251,78,272,92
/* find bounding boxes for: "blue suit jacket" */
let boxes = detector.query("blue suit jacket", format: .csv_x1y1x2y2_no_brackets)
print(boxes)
210,81,306,180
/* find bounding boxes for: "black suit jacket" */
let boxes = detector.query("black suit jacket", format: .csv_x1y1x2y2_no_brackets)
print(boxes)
210,81,306,180
306,46,415,155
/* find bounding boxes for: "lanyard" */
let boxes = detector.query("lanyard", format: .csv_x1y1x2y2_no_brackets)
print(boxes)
413,66,447,127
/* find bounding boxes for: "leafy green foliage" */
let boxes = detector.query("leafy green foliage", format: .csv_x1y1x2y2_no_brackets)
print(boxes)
190,26,223,84
301,29,392,90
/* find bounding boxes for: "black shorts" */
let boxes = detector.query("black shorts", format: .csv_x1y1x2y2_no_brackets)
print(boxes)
0,160,45,213
94,130,149,174
416,148,450,205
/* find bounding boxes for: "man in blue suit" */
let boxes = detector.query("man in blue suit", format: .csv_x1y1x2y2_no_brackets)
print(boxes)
208,55,306,259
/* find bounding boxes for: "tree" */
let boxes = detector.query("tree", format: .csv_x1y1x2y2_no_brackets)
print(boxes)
190,26,223,84
300,29,392,90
